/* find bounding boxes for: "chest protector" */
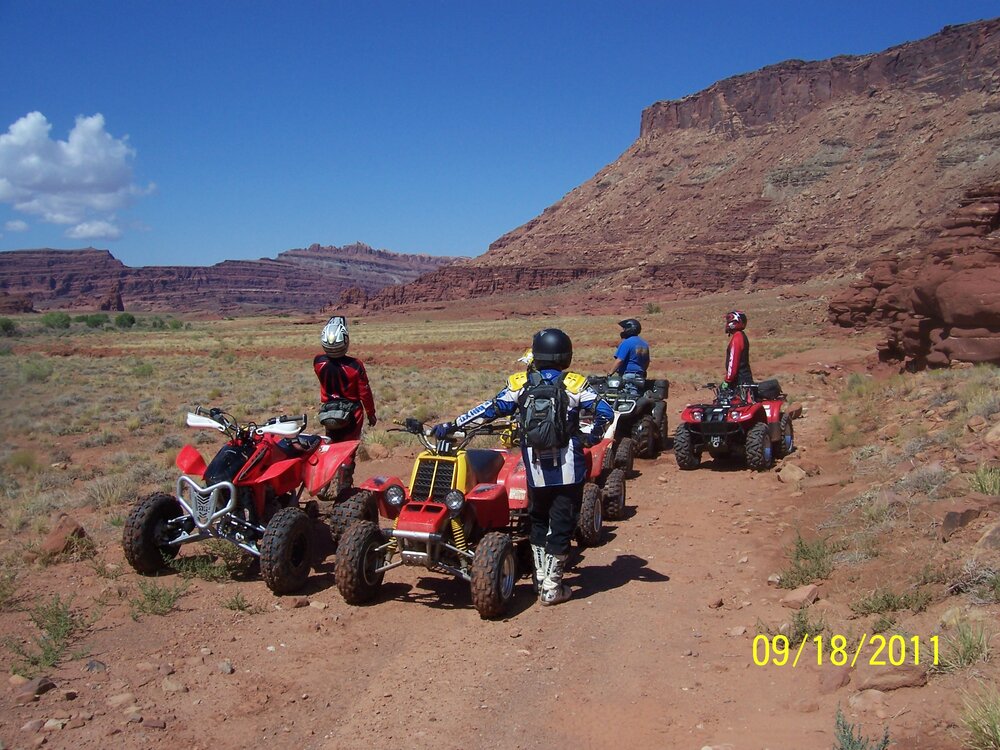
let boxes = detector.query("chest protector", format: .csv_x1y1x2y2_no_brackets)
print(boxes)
516,371,571,450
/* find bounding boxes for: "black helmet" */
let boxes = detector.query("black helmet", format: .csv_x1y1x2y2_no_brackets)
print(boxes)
531,328,572,371
618,318,641,339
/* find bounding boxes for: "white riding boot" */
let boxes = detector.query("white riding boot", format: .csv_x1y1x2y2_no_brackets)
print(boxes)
539,553,571,606
530,544,546,594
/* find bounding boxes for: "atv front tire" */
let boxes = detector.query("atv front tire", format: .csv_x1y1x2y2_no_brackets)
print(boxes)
123,492,184,575
576,482,604,547
775,413,795,459
632,416,658,459
471,532,517,619
603,468,627,521
335,520,386,604
673,424,701,470
329,490,376,548
745,422,774,471
614,437,635,473
260,507,312,594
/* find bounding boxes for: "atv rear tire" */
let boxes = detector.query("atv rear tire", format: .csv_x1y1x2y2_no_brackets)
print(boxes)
632,416,658,460
260,507,312,594
745,422,774,471
614,437,635,473
336,520,385,604
471,532,517,619
673,424,701,470
775,413,794,459
123,492,184,575
603,468,627,521
576,482,603,547
329,490,376,548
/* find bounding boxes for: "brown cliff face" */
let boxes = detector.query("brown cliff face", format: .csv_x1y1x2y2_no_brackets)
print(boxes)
0,243,454,313
365,18,1000,310
829,184,1000,367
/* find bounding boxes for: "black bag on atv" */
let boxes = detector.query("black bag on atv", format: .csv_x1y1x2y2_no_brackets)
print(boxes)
756,379,782,400
318,398,359,429
516,371,571,450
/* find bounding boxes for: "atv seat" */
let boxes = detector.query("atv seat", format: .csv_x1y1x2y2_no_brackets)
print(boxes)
465,449,506,486
753,379,782,400
277,434,323,456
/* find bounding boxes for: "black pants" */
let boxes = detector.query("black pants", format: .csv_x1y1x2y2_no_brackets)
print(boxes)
528,483,583,556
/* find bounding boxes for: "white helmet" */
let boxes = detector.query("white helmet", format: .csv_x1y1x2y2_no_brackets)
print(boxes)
321,316,349,356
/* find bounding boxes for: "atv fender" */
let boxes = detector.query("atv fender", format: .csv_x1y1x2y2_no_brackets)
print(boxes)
303,439,359,495
395,502,449,534
254,456,307,497
176,445,207,477
467,483,510,529
359,475,405,517
585,439,613,482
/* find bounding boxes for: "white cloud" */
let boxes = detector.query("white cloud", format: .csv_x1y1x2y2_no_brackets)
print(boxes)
3,219,28,232
65,219,122,240
0,111,153,234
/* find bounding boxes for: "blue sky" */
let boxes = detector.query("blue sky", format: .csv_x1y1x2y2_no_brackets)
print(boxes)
1,1,997,267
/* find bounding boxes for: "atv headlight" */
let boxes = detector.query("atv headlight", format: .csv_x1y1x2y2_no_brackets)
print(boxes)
444,489,465,516
731,411,742,421
385,484,406,507
691,409,703,422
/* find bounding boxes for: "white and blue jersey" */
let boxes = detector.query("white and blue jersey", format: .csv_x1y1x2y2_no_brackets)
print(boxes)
454,368,614,488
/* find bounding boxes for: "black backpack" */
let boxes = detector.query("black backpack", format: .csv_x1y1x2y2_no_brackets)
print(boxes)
517,371,571,450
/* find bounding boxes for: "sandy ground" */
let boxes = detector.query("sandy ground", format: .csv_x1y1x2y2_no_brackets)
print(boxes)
0,338,981,750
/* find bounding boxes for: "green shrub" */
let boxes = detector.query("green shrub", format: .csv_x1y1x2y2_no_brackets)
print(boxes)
114,312,136,329
963,683,1000,750
0,317,17,336
4,595,84,675
40,312,71,329
167,318,183,330
20,358,54,383
83,313,109,328
779,534,838,588
971,466,1000,496
833,707,890,750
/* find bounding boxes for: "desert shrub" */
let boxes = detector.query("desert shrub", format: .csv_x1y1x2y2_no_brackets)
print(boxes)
850,587,931,616
948,560,1000,605
75,313,109,328
5,595,85,676
963,683,1000,750
5,450,40,475
0,317,17,336
115,312,136,329
129,580,188,618
971,466,1000,496
644,302,662,314
833,707,890,750
131,362,154,378
168,318,183,330
20,358,53,383
40,312,71,329
934,620,992,673
779,534,838,588
84,475,136,508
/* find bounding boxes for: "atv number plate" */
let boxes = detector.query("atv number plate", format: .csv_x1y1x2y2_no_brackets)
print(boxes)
710,436,722,448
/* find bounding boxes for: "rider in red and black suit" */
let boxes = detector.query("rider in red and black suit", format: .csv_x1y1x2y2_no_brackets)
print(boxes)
723,310,753,390
313,316,377,442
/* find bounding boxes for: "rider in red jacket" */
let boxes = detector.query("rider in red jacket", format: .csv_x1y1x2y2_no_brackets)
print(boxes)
723,310,754,390
313,316,377,441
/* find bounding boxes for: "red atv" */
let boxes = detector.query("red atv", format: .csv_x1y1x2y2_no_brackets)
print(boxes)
123,406,362,594
673,380,793,471
335,418,610,618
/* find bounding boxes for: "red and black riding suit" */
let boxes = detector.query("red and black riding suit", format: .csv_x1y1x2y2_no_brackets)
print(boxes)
313,354,377,441
724,331,754,389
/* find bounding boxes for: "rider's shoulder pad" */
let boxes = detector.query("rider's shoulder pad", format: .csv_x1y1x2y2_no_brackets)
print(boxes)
506,371,529,391
562,371,587,394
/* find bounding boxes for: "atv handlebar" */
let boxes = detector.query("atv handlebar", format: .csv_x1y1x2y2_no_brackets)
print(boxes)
194,406,307,437
392,417,514,454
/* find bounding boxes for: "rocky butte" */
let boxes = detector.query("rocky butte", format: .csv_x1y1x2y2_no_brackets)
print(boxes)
360,18,1000,310
0,243,454,314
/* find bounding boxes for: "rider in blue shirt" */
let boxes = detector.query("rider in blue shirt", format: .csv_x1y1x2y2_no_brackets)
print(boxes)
609,318,650,382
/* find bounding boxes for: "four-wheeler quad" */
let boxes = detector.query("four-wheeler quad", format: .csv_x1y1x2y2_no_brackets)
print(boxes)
335,417,610,619
122,406,364,594
673,379,794,471
587,373,670,464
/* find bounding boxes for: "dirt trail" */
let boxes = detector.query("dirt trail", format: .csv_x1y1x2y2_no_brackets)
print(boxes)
2,351,961,750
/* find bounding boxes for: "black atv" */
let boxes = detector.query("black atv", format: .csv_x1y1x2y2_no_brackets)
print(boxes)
587,373,670,467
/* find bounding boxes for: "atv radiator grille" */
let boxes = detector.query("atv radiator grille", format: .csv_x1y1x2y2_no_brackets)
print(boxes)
411,459,455,501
